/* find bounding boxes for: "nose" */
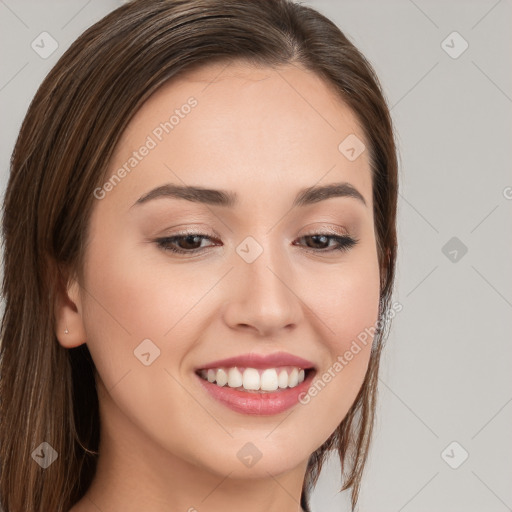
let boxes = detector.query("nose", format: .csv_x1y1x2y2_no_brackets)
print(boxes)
222,239,303,337
224,238,303,337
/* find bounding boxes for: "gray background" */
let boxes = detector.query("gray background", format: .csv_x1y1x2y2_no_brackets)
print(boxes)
1,1,511,511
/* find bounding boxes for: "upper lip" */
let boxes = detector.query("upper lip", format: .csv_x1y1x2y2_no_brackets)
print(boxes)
196,351,316,370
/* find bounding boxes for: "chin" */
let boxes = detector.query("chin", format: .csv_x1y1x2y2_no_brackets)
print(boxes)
194,435,311,479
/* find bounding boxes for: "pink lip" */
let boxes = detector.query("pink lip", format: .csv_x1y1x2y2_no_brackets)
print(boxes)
196,351,315,370
196,369,315,415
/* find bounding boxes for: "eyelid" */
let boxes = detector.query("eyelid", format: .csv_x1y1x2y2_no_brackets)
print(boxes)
156,225,218,238
299,223,351,237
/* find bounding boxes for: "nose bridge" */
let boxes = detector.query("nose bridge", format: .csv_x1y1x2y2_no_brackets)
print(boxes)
226,231,301,334
242,234,287,298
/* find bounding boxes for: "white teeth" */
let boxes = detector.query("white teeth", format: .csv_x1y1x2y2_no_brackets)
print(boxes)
278,369,288,388
199,366,309,392
228,367,243,388
216,368,228,387
242,368,260,390
260,369,279,391
288,368,299,388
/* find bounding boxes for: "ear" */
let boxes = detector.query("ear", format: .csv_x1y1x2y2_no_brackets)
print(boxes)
54,265,87,349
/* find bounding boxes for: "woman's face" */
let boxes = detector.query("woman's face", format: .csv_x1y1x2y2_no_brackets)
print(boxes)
64,61,380,481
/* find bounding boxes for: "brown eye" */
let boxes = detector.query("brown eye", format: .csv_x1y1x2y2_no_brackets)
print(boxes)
156,233,218,254
295,234,358,253
173,235,205,250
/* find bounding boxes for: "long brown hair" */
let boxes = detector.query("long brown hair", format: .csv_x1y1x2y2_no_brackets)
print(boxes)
0,0,398,510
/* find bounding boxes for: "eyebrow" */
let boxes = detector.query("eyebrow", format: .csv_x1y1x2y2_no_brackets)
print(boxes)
131,181,367,209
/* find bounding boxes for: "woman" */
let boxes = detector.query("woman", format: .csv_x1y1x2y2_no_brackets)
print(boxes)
0,0,399,510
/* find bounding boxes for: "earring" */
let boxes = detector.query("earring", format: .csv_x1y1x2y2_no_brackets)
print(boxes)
64,328,69,334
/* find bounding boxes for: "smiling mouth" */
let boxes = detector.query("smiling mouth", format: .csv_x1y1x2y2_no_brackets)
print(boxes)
195,366,315,393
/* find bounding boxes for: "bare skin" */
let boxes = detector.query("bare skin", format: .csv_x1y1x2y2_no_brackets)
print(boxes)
57,60,380,512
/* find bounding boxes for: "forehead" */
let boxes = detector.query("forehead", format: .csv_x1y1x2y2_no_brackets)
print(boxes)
105,60,373,211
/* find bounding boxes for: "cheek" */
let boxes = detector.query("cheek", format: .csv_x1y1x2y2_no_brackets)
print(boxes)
305,247,381,356
79,236,220,465
82,232,187,338
80,231,223,388
291,248,381,438
79,232,166,386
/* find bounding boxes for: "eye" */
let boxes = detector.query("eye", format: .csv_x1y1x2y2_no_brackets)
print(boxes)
156,232,218,254
294,233,359,253
155,230,359,255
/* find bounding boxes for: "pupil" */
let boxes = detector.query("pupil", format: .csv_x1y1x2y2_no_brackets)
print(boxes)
183,235,200,248
311,235,327,248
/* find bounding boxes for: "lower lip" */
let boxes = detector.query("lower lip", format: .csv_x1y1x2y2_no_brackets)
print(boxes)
195,370,315,416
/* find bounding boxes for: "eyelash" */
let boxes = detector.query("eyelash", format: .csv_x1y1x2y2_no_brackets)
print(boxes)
155,230,359,255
